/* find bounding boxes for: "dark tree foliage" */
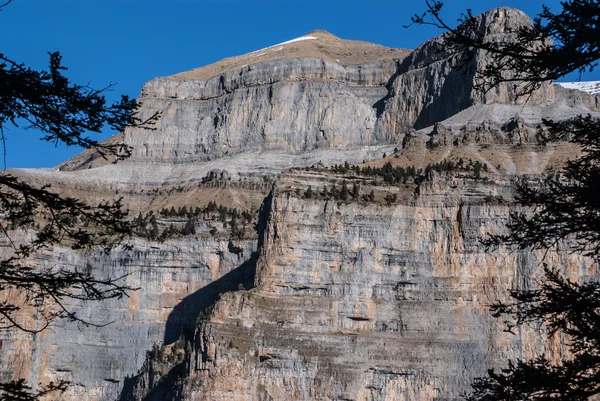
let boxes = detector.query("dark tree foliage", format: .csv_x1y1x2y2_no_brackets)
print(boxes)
468,268,600,401
0,54,158,332
0,51,151,163
487,115,600,259
0,1,158,399
0,379,70,401
412,1,600,400
410,0,600,96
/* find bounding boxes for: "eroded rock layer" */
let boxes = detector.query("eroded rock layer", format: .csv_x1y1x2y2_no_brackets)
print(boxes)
61,7,597,173
154,169,591,401
1,6,599,401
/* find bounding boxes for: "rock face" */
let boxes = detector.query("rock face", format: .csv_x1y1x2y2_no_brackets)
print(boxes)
62,8,596,172
128,58,396,164
128,166,593,401
2,6,600,401
0,232,259,400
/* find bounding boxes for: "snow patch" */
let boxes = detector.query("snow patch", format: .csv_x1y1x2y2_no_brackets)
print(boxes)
251,35,317,54
276,35,317,46
556,81,600,96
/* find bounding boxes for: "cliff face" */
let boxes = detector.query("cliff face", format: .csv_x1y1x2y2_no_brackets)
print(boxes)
0,233,259,400
128,58,396,164
156,162,593,401
2,7,600,401
62,8,596,173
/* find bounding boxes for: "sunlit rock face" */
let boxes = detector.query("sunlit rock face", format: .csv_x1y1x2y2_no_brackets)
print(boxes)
169,170,591,401
62,8,596,173
2,6,600,401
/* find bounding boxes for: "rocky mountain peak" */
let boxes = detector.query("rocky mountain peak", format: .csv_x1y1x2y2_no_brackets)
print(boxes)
56,5,599,174
304,29,337,38
7,8,600,401
476,7,532,36
170,30,410,81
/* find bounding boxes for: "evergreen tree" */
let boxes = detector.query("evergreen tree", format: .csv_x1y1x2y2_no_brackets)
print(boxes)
206,201,217,212
219,207,227,222
473,161,483,179
330,183,339,198
149,220,159,239
384,193,397,205
0,2,160,398
340,182,350,201
413,1,600,400
159,228,169,242
183,219,195,235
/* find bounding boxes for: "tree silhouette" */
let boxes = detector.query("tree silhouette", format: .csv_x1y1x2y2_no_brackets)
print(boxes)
410,0,600,96
412,1,600,400
0,1,159,398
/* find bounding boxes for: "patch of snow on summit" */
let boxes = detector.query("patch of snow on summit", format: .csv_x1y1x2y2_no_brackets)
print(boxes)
277,35,317,46
557,81,600,96
251,35,317,54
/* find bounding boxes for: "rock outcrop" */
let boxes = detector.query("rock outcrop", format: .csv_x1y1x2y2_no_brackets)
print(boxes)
60,8,597,172
124,137,594,400
1,6,599,401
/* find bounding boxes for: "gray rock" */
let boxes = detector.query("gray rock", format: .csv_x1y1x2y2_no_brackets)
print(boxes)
2,6,600,401
60,9,597,173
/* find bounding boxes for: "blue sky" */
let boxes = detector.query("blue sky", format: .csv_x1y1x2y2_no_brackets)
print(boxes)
1,0,594,168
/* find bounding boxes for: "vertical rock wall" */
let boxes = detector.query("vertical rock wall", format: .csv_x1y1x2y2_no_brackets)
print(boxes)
176,172,593,400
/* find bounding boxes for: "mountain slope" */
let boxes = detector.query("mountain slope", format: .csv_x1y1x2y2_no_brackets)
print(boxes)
1,7,600,401
172,30,410,81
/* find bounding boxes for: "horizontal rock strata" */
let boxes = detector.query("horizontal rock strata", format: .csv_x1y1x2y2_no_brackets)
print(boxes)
1,6,599,401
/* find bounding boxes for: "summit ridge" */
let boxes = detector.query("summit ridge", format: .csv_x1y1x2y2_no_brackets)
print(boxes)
170,29,410,81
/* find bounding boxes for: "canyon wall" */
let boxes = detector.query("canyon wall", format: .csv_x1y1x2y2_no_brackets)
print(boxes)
134,165,593,401
1,6,599,401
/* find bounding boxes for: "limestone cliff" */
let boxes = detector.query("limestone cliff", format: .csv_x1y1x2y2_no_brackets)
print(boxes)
1,6,599,401
59,8,597,173
124,141,594,401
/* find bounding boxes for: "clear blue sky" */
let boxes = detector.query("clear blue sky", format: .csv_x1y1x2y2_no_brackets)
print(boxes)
1,0,594,168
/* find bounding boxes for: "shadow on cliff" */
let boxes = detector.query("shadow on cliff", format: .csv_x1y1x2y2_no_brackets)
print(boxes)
412,65,475,130
372,52,475,132
373,59,403,118
162,189,272,346
118,192,273,401
117,252,258,401
162,250,259,345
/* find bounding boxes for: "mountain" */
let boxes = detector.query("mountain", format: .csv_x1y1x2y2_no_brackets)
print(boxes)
1,7,599,401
